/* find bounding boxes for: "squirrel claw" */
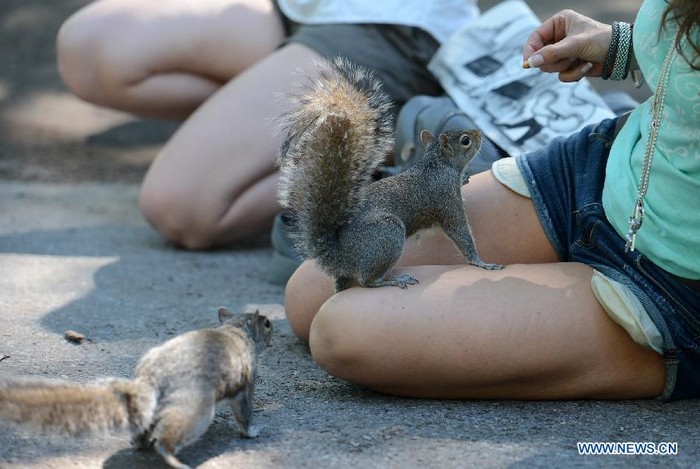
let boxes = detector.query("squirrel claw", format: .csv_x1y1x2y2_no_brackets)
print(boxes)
393,274,420,289
365,274,419,289
241,425,260,438
475,262,505,270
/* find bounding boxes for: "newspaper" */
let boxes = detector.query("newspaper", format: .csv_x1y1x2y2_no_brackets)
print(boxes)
428,0,615,157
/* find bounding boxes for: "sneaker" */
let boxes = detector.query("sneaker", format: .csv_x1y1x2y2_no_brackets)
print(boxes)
267,211,304,285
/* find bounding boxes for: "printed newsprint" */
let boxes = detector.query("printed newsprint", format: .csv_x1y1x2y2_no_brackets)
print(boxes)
428,0,615,157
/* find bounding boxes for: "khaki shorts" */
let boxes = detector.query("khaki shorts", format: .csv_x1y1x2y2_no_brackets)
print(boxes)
274,5,443,106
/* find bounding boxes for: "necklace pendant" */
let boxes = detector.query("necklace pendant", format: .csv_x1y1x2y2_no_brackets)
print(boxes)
625,232,637,252
625,215,639,251
624,202,644,253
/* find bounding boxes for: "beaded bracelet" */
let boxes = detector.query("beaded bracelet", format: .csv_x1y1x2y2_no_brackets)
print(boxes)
602,21,634,81
611,22,633,80
601,21,621,80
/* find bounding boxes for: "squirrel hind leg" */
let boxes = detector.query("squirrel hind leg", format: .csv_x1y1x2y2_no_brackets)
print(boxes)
154,443,191,469
334,277,355,292
361,273,419,289
151,398,216,468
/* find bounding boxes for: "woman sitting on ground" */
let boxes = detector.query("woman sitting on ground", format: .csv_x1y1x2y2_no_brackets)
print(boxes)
285,0,700,401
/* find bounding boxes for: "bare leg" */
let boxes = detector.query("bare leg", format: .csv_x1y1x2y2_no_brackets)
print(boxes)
58,0,326,248
309,262,665,400
139,44,324,248
57,0,285,119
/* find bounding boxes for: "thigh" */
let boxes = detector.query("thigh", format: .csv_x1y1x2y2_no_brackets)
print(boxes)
309,262,666,400
64,0,284,83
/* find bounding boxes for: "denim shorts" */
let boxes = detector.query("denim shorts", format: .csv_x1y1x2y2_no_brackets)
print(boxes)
516,117,700,400
272,3,443,107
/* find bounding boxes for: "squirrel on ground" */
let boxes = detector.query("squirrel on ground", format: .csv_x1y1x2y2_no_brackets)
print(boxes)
277,57,504,292
0,308,272,469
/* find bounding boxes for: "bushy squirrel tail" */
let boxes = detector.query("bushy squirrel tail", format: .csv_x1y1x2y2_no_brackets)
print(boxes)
276,57,395,260
0,377,156,436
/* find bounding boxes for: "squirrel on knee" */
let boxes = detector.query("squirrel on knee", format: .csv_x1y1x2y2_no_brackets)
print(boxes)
277,57,503,292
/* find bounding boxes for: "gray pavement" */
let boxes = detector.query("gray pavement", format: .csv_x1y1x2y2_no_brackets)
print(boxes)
0,1,697,468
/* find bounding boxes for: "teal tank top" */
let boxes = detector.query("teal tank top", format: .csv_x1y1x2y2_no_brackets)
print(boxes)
602,0,700,279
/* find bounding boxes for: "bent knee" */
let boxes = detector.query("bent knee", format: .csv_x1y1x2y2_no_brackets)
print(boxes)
57,14,108,103
56,9,133,105
308,295,371,380
139,184,224,250
284,261,335,341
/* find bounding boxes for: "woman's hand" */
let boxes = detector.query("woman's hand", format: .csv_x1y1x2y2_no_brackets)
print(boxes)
523,9,612,82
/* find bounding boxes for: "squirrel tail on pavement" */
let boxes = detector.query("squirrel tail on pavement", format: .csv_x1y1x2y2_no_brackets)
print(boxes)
0,376,156,437
276,57,395,261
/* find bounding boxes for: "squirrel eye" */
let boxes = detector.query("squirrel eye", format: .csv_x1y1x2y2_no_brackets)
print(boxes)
460,134,471,146
264,319,271,329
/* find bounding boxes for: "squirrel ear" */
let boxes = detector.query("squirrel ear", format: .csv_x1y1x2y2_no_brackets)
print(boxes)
218,307,233,324
438,132,450,148
251,309,260,321
420,130,435,147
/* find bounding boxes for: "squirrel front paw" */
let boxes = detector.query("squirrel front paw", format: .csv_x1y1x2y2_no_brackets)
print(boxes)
241,425,260,438
393,274,420,289
361,274,420,289
472,261,505,270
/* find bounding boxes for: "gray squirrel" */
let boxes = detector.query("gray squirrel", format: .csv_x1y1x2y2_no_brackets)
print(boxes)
277,57,504,292
0,308,272,469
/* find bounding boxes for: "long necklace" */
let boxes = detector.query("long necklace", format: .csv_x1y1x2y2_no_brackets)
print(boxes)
624,31,681,252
